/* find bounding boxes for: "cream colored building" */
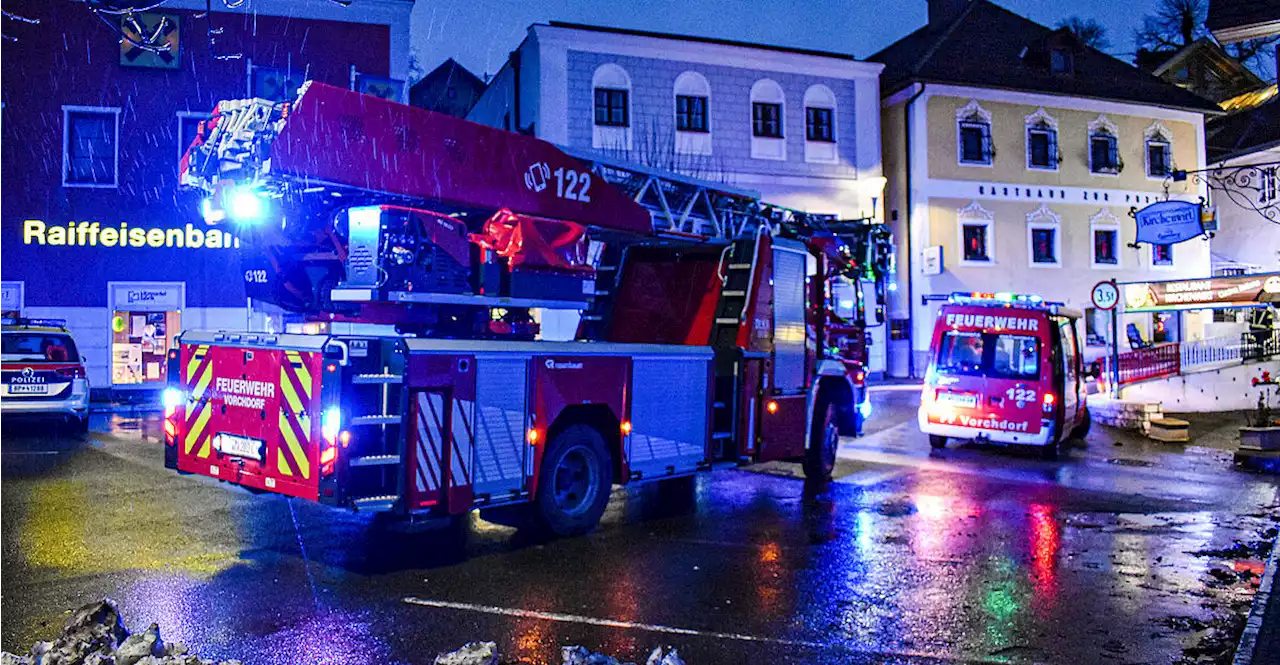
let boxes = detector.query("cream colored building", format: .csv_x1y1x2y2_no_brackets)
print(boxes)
871,0,1224,376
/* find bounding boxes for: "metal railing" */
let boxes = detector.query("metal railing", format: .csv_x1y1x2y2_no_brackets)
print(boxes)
1243,329,1280,362
1180,334,1243,369
1102,342,1181,387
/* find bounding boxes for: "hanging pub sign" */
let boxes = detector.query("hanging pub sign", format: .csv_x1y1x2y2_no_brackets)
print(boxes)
1131,200,1206,246
1121,272,1280,312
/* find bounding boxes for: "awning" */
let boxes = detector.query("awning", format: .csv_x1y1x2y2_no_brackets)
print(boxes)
1121,272,1280,311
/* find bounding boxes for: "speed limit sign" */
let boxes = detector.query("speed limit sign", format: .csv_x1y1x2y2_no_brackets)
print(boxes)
1091,281,1120,310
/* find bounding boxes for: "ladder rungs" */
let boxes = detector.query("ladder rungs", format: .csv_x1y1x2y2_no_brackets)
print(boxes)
728,263,752,270
714,318,739,325
350,415,401,426
352,373,403,384
596,265,617,272
349,454,401,467
351,495,398,512
722,290,746,297
582,314,604,321
711,432,734,440
713,402,726,408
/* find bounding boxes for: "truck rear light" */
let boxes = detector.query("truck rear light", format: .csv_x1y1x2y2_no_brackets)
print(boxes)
527,428,540,445
1043,393,1056,412
320,447,337,465
321,407,342,446
854,370,865,384
162,387,184,419
766,400,779,414
56,366,86,379
620,421,632,435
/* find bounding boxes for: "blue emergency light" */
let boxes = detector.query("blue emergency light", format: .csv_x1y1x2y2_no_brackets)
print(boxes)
1,317,68,328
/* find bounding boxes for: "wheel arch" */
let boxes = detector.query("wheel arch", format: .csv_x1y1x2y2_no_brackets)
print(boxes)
546,404,623,484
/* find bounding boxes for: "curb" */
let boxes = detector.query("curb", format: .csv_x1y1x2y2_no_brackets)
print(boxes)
1233,532,1280,665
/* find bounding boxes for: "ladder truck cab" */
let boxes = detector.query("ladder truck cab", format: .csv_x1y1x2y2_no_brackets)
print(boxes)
166,82,892,535
918,292,1092,459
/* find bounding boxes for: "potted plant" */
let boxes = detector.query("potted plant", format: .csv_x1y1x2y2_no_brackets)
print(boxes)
1241,370,1280,451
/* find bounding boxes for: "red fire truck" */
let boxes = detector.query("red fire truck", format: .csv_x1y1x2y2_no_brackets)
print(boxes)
166,82,891,535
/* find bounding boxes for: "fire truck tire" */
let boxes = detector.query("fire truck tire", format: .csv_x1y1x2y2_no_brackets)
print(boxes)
534,424,612,537
929,435,948,449
804,401,840,481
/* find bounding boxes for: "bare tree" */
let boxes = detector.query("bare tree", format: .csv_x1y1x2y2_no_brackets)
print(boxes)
1135,0,1278,75
1058,16,1111,51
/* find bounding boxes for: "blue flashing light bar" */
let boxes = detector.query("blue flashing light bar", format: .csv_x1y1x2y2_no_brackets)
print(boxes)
946,292,1056,307
1,317,69,328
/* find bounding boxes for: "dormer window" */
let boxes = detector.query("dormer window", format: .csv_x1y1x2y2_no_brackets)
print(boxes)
955,100,993,166
1050,48,1074,74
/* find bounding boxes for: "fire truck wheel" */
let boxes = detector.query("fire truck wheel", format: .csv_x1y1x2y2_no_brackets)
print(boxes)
803,401,839,481
1070,409,1092,440
929,435,948,449
535,424,612,537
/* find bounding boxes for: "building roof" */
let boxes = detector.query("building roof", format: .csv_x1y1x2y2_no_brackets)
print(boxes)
1138,37,1268,104
867,0,1223,114
543,21,859,61
411,58,484,94
1206,98,1280,161
1219,83,1279,112
1207,0,1280,43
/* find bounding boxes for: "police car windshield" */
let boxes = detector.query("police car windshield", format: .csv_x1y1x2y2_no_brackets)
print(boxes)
1,333,79,362
936,331,1040,380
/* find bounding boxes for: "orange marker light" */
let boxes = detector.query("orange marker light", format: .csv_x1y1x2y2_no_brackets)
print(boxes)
527,428,540,444
326,364,337,373
620,421,632,435
766,400,779,414
339,430,352,446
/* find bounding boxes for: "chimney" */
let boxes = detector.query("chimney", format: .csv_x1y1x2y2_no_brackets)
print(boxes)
929,0,973,27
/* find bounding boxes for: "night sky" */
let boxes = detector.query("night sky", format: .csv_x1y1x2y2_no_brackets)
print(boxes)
409,0,1211,82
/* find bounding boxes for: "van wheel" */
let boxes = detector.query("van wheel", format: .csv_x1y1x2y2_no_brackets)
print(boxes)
1070,409,1092,440
534,425,612,538
929,435,947,449
803,401,839,481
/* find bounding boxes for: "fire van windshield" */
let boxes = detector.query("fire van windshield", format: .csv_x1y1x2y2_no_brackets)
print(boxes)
936,331,1040,380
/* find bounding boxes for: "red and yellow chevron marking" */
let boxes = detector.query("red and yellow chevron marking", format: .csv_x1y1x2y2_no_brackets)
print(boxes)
183,345,214,457
276,350,314,479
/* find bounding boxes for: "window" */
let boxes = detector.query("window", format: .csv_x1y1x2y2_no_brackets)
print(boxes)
752,102,783,138
934,331,1041,380
177,112,210,162
1146,138,1171,178
1090,132,1119,173
1084,308,1106,347
1,333,79,362
959,121,992,164
593,88,629,127
956,100,993,166
806,107,834,142
1050,49,1074,75
1027,128,1055,168
957,201,994,265
750,79,786,160
1261,167,1278,203
1089,115,1120,174
1152,243,1173,266
1093,228,1118,265
63,106,120,187
962,223,990,262
1031,228,1057,264
676,95,708,132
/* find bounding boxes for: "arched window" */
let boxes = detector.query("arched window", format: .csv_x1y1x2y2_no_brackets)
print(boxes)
803,84,837,164
1025,108,1059,171
592,63,632,150
1025,204,1061,268
1089,114,1120,175
750,78,785,160
957,201,995,265
956,100,993,166
673,71,712,156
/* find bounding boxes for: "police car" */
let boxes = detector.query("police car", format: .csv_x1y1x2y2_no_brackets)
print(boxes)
1,318,90,433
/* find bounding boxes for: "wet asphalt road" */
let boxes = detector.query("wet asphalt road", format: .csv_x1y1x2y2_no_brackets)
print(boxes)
3,390,1279,665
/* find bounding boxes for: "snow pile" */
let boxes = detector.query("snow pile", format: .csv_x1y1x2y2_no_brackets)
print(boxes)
1,599,239,665
432,643,684,665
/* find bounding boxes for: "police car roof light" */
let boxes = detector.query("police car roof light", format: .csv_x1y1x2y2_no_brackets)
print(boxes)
2,317,68,328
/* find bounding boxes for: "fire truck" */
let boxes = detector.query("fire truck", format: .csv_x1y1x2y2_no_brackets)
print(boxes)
166,82,892,536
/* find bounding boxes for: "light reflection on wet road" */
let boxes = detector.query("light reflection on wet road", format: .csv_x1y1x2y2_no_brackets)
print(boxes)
2,392,1277,664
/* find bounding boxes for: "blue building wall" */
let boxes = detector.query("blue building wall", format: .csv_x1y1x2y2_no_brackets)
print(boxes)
564,50,861,180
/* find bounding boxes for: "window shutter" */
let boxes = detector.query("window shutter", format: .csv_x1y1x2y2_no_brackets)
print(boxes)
1048,130,1059,164
982,125,994,162
1108,137,1119,171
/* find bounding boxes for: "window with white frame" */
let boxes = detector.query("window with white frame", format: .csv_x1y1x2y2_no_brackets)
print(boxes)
750,79,786,160
1152,243,1174,267
955,100,993,166
592,64,632,151
63,106,120,188
1026,204,1061,267
957,201,995,265
803,84,837,164
1025,108,1058,170
1089,115,1121,175
1089,209,1121,268
1145,121,1172,178
673,71,711,156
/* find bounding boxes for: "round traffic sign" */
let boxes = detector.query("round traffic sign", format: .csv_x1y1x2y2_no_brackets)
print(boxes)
1091,281,1119,310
